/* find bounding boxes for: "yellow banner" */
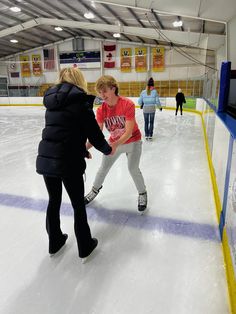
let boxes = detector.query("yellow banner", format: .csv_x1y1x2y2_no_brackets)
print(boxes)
120,48,132,72
135,47,147,72
152,47,165,72
32,54,42,76
20,55,31,77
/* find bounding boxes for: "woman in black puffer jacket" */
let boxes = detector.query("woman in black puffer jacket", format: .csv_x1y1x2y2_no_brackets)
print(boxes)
36,67,112,260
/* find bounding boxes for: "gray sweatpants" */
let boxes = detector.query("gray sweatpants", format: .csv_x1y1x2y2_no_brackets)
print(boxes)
93,140,146,194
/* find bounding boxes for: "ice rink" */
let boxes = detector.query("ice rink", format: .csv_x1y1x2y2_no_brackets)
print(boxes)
0,106,230,314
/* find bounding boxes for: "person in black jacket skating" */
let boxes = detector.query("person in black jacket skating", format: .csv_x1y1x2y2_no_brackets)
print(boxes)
36,67,112,261
175,88,186,115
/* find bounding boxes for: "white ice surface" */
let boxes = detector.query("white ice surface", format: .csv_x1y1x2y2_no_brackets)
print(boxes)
0,106,229,314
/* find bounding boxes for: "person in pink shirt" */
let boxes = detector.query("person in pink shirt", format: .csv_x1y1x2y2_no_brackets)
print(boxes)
85,75,147,213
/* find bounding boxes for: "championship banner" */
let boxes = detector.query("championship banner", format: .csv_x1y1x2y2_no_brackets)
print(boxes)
135,47,147,72
104,44,116,68
152,47,165,72
32,54,42,76
59,51,100,69
120,48,132,72
20,55,31,77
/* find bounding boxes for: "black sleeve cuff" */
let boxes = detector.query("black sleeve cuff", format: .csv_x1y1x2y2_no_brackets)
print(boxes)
102,143,112,155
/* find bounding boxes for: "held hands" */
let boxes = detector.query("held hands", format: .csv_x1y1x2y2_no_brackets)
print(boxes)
85,151,92,159
109,141,119,155
85,141,93,159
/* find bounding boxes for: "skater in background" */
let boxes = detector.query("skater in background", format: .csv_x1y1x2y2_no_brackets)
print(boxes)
84,75,148,214
36,67,112,261
138,77,162,140
175,88,186,115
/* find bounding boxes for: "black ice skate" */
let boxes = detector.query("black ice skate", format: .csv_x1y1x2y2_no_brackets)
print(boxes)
81,238,98,263
49,233,68,256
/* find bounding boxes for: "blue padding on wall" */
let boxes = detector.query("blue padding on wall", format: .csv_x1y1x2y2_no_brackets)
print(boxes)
203,97,217,112
218,61,231,113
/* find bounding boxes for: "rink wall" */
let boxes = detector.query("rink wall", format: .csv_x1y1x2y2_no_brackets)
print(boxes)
199,99,236,314
0,96,200,109
0,97,43,106
0,96,235,313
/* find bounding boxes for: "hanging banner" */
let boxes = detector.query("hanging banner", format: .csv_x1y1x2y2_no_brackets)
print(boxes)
20,55,31,77
8,60,18,73
120,48,132,72
135,47,147,72
32,54,42,76
59,51,101,69
43,48,55,71
152,47,165,72
104,44,116,68
8,60,19,78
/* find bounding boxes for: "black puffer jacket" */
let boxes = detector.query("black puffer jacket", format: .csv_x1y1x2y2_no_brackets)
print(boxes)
176,92,186,105
36,83,111,177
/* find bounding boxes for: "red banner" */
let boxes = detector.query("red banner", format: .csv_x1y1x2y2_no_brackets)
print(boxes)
104,44,116,68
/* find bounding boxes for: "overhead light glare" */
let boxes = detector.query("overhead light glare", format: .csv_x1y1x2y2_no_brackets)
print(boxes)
10,39,18,43
84,11,95,19
10,6,21,12
54,26,63,31
173,20,183,27
113,33,121,38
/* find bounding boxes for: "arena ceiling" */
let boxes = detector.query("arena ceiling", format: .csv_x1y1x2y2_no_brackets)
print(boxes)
0,0,235,59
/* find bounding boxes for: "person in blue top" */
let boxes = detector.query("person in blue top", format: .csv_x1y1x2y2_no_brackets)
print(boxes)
138,77,162,140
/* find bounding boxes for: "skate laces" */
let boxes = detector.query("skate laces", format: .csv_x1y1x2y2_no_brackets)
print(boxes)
138,192,147,206
86,188,99,202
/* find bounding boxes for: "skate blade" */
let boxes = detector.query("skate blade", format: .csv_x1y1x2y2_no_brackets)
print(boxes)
138,207,148,215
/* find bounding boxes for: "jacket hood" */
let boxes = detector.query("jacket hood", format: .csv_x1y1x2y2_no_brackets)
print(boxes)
43,83,84,110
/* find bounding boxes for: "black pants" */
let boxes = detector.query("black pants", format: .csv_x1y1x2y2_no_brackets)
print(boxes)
176,103,183,115
43,174,93,257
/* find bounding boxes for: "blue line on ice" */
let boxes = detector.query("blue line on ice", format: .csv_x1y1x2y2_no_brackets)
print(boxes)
0,193,220,242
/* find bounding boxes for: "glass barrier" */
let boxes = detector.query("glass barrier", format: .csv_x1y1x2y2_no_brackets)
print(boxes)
202,70,220,110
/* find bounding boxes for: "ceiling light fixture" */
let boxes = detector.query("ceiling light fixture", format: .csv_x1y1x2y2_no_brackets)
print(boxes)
113,33,121,38
54,26,63,31
173,20,183,27
84,11,95,19
10,6,21,12
10,39,18,43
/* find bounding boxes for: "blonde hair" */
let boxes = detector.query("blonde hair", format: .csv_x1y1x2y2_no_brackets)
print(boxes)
95,75,119,95
58,67,88,93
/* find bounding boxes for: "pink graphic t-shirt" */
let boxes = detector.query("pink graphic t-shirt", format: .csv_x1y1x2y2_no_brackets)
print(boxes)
96,96,141,144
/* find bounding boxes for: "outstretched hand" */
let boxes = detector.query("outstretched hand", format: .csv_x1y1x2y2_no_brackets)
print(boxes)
110,142,119,155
